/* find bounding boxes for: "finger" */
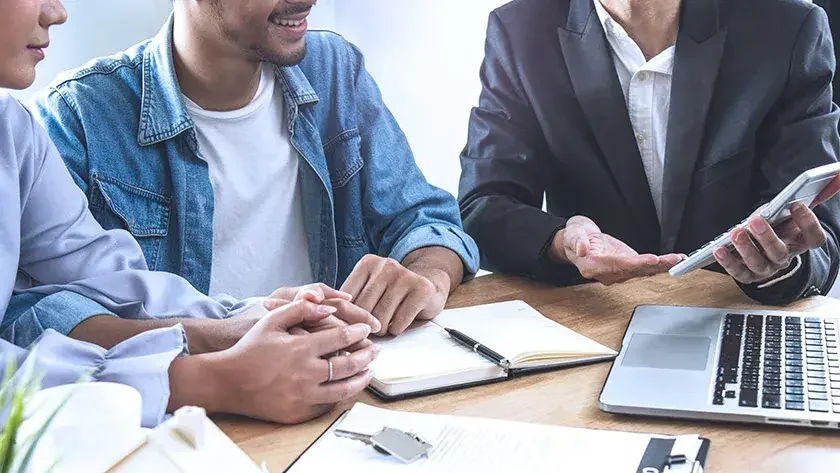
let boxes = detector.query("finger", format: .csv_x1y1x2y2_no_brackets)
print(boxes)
328,299,382,333
311,369,375,404
298,283,353,302
260,300,337,332
657,253,685,267
605,253,661,276
345,337,375,352
322,345,381,382
295,285,325,303
340,256,377,298
730,228,773,276
308,323,373,356
790,202,827,250
353,268,389,314
263,298,291,311
564,224,591,258
746,216,789,265
289,326,309,336
714,247,756,284
318,284,353,301
387,290,428,336
371,285,410,336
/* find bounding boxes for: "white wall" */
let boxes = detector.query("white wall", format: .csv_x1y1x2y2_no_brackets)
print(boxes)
13,0,173,101
328,1,508,196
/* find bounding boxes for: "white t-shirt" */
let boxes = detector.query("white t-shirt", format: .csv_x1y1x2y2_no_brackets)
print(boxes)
185,65,313,299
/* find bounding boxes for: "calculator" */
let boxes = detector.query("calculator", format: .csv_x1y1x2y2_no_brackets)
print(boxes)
669,162,840,277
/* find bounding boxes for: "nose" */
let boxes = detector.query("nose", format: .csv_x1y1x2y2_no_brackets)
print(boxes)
40,0,68,28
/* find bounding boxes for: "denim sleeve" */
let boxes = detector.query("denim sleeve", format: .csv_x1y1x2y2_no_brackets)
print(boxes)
1,326,187,427
348,44,480,278
1,291,116,349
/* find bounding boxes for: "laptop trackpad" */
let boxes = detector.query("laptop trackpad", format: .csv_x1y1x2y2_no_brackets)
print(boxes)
622,334,711,371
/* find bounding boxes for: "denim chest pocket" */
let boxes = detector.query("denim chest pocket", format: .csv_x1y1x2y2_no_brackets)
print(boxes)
324,130,368,248
88,173,170,270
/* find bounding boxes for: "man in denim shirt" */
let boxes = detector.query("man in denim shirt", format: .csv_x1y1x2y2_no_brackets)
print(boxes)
31,0,479,337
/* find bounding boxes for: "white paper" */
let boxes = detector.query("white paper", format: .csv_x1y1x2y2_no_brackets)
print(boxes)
434,300,617,363
370,322,497,383
289,404,703,473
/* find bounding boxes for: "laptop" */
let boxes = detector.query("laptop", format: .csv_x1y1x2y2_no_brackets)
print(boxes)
600,305,840,429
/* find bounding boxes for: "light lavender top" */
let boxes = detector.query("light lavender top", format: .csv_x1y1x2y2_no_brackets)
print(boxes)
0,93,253,425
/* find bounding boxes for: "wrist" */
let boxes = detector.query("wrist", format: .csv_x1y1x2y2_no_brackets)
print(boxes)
167,352,229,415
181,319,239,354
403,247,462,294
548,228,572,264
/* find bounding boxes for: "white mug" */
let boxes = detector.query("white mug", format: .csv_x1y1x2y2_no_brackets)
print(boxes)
20,382,145,473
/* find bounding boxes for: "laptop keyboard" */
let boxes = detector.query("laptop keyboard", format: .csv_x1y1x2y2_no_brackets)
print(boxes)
713,313,840,413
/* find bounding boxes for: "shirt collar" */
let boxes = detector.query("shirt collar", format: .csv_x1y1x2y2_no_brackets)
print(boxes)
593,0,622,36
592,0,675,75
138,14,319,146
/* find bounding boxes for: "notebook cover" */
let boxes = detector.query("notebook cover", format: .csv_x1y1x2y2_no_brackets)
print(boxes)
697,437,712,467
368,354,615,402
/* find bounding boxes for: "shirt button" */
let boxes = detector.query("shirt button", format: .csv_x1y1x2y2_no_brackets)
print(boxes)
637,72,649,82
636,133,646,144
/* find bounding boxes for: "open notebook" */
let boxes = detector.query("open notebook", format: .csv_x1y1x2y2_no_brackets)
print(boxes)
369,300,617,399
285,403,711,473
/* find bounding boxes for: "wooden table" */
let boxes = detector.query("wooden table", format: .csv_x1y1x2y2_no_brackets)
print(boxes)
219,271,840,472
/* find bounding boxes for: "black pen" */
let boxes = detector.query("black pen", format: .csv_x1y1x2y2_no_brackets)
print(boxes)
444,328,511,371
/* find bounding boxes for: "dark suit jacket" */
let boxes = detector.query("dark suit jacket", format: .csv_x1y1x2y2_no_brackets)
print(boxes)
459,0,840,304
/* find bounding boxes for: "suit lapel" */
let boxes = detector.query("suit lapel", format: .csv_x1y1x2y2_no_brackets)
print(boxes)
660,0,728,253
558,0,661,243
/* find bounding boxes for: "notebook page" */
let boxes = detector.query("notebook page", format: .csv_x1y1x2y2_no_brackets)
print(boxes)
370,321,497,383
433,300,617,364
288,403,702,473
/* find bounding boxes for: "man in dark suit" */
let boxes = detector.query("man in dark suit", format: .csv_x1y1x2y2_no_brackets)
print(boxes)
459,0,840,304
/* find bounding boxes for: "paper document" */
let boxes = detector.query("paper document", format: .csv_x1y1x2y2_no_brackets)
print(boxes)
288,404,704,473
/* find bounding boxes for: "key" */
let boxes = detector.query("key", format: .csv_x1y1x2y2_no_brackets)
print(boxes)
334,428,433,464
809,400,831,412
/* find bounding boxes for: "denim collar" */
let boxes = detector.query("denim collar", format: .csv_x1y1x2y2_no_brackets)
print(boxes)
138,15,319,146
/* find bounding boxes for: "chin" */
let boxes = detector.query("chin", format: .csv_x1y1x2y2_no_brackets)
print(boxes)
261,40,307,67
0,70,36,91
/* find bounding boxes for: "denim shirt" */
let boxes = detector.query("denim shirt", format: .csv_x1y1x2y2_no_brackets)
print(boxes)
31,19,479,294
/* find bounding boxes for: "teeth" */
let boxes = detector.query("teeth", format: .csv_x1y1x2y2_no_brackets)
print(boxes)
275,18,304,27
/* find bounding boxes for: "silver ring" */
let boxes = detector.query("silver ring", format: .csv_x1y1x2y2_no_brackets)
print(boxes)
327,359,334,383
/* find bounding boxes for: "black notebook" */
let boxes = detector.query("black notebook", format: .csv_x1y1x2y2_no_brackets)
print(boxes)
368,300,617,400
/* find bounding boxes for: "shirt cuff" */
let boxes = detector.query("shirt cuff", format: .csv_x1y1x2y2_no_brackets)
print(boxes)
388,224,481,279
756,255,803,290
26,325,188,427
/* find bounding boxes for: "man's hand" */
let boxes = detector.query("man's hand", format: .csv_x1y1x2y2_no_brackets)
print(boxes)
550,216,684,286
169,299,379,425
340,249,462,337
714,202,828,285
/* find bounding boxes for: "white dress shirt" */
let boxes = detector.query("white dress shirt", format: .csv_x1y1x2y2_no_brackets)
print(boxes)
594,0,675,222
